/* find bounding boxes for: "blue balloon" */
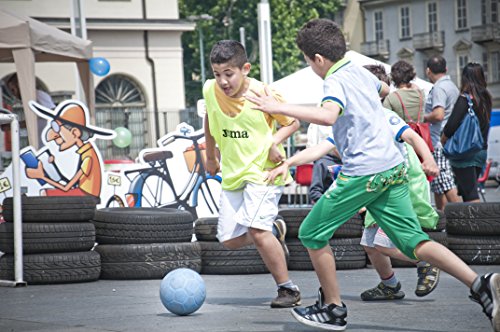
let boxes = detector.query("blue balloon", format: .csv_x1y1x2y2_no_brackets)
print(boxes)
89,57,110,76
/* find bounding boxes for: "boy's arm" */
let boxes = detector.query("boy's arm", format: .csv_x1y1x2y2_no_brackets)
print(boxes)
204,114,220,176
245,86,340,126
265,140,334,183
268,118,300,164
400,129,439,177
379,81,390,99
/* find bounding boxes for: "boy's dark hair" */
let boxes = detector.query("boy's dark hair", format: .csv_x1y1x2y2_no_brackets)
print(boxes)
296,19,346,63
390,60,416,86
209,40,248,68
363,64,390,85
426,55,447,74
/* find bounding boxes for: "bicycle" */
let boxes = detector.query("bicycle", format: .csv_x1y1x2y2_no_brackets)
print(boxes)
105,131,221,219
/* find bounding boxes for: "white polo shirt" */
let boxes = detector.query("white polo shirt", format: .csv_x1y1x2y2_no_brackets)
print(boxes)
322,58,404,176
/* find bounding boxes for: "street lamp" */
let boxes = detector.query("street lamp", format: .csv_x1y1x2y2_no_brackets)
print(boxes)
188,14,213,85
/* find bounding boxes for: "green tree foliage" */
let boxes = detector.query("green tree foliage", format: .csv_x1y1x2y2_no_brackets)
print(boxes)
179,0,341,106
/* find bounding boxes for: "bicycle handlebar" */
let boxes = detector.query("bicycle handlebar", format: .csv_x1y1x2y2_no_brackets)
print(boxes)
161,132,205,146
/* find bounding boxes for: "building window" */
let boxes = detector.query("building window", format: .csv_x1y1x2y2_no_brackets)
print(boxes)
492,51,500,83
493,0,499,23
456,0,467,29
481,0,487,24
483,52,489,82
400,6,411,39
95,74,148,159
374,11,384,41
457,54,469,86
427,2,438,33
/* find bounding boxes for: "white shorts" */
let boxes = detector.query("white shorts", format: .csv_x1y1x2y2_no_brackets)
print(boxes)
360,225,396,249
217,183,283,242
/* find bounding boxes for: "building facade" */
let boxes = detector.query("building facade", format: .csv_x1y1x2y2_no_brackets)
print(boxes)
0,0,194,159
359,0,500,107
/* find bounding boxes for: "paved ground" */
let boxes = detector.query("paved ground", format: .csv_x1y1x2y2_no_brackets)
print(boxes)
0,185,499,332
0,266,498,332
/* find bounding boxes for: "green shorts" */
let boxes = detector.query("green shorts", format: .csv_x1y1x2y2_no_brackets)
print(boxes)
364,144,439,230
298,163,430,260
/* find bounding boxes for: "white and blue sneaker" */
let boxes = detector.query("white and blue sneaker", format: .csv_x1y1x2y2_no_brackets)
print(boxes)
291,288,347,331
470,273,500,332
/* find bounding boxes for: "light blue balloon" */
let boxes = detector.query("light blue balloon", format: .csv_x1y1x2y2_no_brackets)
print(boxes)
89,57,110,76
113,127,132,148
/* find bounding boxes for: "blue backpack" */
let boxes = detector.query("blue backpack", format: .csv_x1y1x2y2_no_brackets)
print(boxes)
443,93,484,160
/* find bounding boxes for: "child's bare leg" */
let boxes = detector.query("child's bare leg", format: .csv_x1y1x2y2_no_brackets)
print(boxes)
222,233,253,250
248,227,289,284
364,245,394,278
415,240,477,287
308,245,342,306
375,245,417,263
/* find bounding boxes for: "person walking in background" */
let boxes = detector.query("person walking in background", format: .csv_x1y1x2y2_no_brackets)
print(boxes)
441,63,492,202
203,40,302,308
424,56,461,211
383,60,426,125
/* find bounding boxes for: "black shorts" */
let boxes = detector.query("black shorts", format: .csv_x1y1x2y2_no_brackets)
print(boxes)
451,166,482,201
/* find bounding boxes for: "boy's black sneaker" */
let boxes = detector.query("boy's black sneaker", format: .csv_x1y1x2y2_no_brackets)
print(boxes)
272,216,289,260
470,273,500,331
291,288,347,331
270,286,301,308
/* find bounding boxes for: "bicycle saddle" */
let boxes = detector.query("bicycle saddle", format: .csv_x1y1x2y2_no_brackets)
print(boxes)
143,150,173,163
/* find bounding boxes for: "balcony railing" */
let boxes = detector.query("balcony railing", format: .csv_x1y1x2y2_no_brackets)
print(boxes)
471,24,500,44
413,31,445,51
360,39,390,60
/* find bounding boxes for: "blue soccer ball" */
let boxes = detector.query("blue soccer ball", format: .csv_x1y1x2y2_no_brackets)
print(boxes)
160,268,206,316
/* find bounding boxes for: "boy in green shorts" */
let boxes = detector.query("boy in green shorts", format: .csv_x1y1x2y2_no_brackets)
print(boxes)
203,40,302,308
245,18,500,331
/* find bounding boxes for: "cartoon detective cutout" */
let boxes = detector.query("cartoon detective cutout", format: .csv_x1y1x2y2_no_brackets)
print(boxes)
23,100,115,198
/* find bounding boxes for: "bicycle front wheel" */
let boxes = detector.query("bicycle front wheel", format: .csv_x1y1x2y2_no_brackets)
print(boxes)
106,195,125,208
194,176,222,218
135,172,177,208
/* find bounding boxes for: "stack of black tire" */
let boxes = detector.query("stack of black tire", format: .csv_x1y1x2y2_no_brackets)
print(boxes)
194,217,268,274
445,202,500,265
93,208,201,279
0,196,100,284
278,208,367,270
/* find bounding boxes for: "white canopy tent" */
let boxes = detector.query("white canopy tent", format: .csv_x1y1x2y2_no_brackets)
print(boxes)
271,50,433,105
0,10,94,148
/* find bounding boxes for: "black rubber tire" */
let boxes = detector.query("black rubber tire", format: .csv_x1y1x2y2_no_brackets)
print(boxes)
287,238,366,271
333,214,364,238
92,208,194,244
0,222,96,254
390,231,448,268
95,242,201,279
422,209,446,232
448,235,500,265
445,203,500,236
2,196,98,222
198,241,268,275
278,208,311,238
194,217,218,241
0,251,101,284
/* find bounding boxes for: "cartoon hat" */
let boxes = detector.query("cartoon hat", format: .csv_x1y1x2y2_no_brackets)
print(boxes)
29,100,114,137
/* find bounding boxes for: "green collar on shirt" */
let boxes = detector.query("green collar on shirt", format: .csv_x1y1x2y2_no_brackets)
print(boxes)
324,57,351,79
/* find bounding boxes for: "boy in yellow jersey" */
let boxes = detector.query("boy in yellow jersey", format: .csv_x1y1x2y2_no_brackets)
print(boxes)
203,40,302,308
